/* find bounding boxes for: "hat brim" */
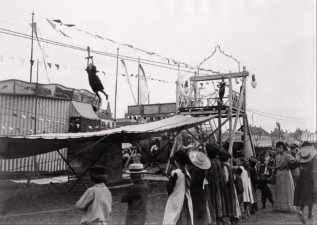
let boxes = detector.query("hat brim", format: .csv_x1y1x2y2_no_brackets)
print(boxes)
189,151,211,170
296,146,317,163
126,170,147,174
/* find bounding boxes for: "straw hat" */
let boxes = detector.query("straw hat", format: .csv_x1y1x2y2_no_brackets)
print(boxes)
189,151,211,170
126,163,147,173
296,146,317,163
294,140,299,147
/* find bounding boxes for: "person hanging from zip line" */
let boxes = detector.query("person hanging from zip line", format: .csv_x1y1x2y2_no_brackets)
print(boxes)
85,46,109,105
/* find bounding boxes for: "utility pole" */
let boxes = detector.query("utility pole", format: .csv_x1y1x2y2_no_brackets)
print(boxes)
29,12,35,83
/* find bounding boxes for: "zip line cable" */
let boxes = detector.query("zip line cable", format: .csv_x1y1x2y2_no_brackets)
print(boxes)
247,109,315,121
0,28,205,74
249,111,307,124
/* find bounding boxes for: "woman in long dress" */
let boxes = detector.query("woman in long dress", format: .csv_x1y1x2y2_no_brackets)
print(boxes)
163,151,193,225
273,141,296,211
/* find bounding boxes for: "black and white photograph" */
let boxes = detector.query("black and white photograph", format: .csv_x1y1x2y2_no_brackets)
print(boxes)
0,1,316,224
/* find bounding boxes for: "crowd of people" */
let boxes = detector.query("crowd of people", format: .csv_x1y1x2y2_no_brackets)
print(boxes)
75,140,316,225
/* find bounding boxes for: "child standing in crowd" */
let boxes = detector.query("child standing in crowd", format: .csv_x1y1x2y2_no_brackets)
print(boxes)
163,150,193,225
258,174,274,209
248,156,259,214
76,165,112,225
121,163,148,225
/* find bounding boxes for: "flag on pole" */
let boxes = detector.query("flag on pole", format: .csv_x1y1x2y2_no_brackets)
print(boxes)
139,64,150,104
121,59,137,104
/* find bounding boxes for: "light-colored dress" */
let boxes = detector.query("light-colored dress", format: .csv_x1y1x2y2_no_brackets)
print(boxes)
163,168,194,225
273,153,295,211
239,166,254,204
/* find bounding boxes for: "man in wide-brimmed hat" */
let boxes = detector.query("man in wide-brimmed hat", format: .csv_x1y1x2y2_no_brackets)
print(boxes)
121,164,148,225
294,142,317,224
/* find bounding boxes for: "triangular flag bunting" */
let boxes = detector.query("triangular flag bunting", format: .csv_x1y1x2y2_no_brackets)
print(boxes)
2,126,5,130
55,64,59,70
9,56,15,63
21,115,26,119
76,124,80,128
88,126,92,129
19,58,25,65
12,113,17,117
47,63,51,68
16,128,20,132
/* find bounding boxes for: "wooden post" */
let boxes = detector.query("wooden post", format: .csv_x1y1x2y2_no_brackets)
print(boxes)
176,63,180,113
243,69,247,158
29,12,34,83
114,48,119,128
218,101,222,149
193,71,198,106
228,77,246,155
229,77,233,163
246,116,256,157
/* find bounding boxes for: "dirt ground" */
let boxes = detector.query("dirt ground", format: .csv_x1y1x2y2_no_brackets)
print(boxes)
0,179,316,225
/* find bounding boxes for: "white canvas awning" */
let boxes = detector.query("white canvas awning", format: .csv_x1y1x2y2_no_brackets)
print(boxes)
0,115,215,159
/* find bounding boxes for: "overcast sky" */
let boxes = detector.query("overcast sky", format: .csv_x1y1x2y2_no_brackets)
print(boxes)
0,0,316,133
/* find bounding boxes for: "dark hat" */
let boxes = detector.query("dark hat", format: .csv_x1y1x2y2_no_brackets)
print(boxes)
89,165,107,175
206,144,231,160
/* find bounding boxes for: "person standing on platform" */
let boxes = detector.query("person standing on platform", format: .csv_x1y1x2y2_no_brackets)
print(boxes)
217,78,226,103
273,141,296,212
294,142,317,224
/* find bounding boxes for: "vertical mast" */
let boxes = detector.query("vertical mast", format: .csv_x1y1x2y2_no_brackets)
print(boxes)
29,12,34,82
114,48,119,128
138,58,141,124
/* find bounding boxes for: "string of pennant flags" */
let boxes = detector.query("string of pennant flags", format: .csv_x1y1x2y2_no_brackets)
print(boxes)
0,54,171,83
45,18,198,70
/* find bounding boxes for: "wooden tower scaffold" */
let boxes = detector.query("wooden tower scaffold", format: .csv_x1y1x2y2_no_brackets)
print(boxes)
174,66,256,160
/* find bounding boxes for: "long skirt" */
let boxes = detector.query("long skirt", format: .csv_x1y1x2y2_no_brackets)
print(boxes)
273,170,294,211
176,198,192,225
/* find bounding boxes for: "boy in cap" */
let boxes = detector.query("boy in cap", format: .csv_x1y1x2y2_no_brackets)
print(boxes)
76,165,112,225
121,163,148,225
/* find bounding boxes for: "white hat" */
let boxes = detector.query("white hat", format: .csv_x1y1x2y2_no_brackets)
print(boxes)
126,163,147,173
296,146,317,163
189,151,211,170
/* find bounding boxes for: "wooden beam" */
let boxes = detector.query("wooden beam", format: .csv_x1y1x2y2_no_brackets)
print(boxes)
190,71,249,82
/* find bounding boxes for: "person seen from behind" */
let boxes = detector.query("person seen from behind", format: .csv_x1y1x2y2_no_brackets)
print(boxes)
163,150,193,225
121,163,148,225
294,141,317,224
76,165,112,225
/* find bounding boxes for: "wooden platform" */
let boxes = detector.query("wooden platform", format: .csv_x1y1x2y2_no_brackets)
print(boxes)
178,105,244,117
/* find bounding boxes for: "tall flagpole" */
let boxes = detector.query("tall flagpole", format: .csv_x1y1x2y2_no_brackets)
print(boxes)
114,48,119,128
138,58,141,124
29,12,35,83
